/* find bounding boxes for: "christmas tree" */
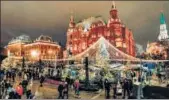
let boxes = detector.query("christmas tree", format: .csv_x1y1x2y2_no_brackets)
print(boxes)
95,37,110,68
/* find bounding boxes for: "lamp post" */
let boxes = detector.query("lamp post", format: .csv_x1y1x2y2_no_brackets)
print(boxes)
84,56,89,87
22,56,25,70
39,58,42,72
137,58,143,99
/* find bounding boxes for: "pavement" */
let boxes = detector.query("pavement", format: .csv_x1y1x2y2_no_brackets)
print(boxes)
8,77,169,99
11,77,100,99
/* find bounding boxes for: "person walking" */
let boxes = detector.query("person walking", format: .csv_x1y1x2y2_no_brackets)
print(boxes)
122,78,130,99
66,75,70,88
112,82,117,99
74,79,80,98
104,79,110,99
12,71,16,82
57,82,64,99
39,74,45,87
22,79,28,94
128,79,133,94
15,83,23,99
26,89,34,99
63,81,68,99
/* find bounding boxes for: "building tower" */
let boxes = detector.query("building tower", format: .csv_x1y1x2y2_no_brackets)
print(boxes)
66,11,75,57
109,1,118,19
158,11,169,41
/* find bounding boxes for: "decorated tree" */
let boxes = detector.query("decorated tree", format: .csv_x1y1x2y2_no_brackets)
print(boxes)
95,38,114,81
1,57,18,69
95,38,110,69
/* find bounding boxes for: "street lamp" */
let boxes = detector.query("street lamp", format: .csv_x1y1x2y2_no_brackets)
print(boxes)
84,56,89,86
22,56,25,70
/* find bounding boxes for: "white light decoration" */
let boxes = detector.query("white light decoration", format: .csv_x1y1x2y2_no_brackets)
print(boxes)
7,50,10,56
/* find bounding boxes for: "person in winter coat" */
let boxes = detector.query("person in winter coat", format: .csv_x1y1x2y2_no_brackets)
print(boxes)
104,79,111,99
26,89,34,99
63,82,69,99
15,83,23,99
112,83,117,99
128,79,133,93
40,74,45,87
22,79,28,94
58,82,64,99
66,76,70,88
74,79,80,98
12,71,16,82
122,79,130,99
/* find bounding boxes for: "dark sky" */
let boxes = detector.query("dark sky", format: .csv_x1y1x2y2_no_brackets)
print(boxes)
1,1,169,49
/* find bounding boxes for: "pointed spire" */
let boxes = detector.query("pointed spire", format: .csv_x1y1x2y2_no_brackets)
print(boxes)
160,10,165,24
69,10,75,28
111,1,116,9
70,10,74,23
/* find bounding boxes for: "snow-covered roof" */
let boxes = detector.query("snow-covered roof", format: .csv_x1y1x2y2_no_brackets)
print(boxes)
76,16,106,30
35,35,59,45
36,35,53,42
8,35,32,45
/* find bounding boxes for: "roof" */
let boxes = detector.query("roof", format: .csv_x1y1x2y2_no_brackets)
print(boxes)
36,35,53,42
35,35,59,45
76,16,106,30
8,35,32,45
160,12,166,24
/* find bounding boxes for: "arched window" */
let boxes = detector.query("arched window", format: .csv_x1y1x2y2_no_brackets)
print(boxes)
74,44,77,51
82,42,86,49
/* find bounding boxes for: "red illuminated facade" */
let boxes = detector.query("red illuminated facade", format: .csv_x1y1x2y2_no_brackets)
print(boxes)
66,2,135,57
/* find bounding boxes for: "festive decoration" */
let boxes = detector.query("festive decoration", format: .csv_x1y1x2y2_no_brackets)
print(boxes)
1,56,18,69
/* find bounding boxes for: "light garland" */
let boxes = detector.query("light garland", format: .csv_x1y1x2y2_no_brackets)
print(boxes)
9,36,169,63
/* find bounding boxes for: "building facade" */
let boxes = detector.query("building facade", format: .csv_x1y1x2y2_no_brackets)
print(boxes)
6,35,61,62
66,2,135,57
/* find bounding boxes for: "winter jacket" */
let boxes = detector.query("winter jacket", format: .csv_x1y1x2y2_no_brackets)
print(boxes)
16,85,23,96
74,81,80,90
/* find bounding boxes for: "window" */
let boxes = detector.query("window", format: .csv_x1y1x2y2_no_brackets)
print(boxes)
92,34,96,38
82,42,86,49
116,42,122,47
74,44,77,51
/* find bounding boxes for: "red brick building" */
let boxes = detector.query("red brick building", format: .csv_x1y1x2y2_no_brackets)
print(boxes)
66,2,135,57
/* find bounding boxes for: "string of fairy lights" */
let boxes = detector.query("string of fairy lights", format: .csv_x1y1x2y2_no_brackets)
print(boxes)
10,36,169,63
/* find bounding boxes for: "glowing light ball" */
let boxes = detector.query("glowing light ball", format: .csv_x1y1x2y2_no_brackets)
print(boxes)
31,50,39,57
48,50,53,54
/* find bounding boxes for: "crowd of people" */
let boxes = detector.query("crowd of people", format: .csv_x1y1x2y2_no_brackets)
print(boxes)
1,60,168,99
0,63,82,99
0,67,34,99
104,78,135,99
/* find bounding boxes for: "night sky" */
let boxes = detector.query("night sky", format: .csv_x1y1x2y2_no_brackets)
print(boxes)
1,1,169,49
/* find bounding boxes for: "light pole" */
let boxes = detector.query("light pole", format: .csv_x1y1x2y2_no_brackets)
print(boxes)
137,59,143,99
22,56,25,71
85,56,89,87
